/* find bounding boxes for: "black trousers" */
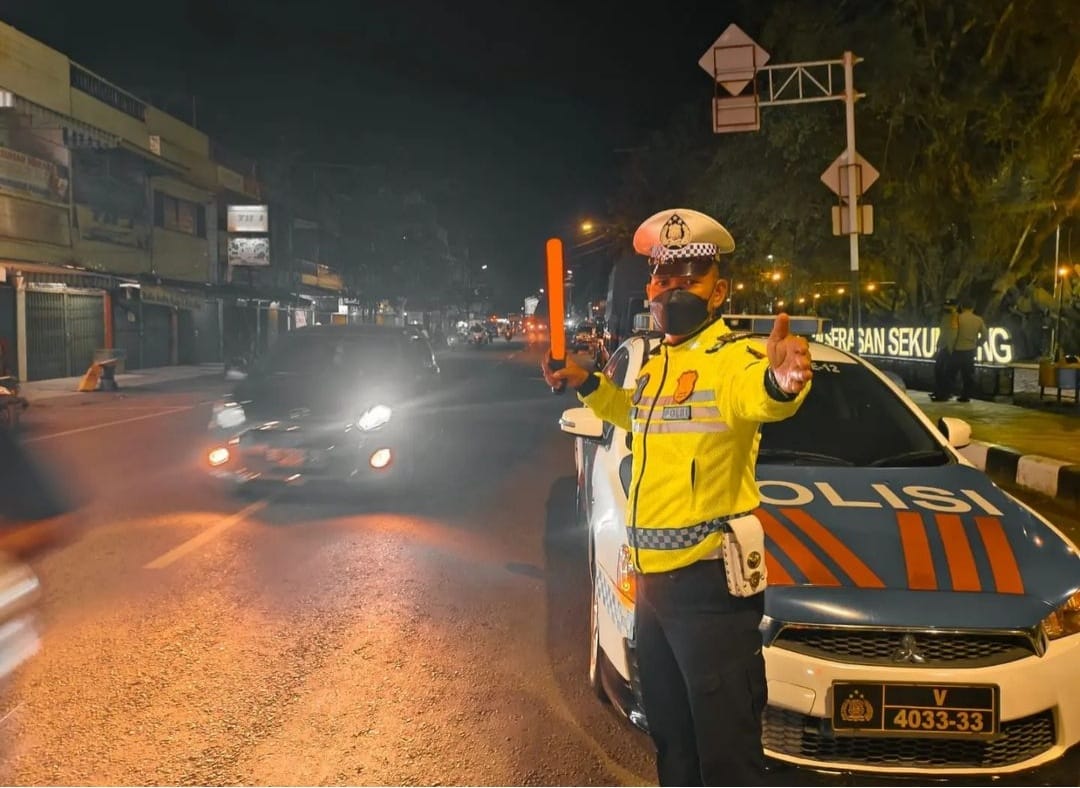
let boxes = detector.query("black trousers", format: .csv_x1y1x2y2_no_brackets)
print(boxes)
949,349,977,399
635,559,767,786
932,349,952,398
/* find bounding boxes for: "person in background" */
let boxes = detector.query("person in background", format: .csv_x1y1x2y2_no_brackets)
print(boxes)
947,297,988,402
931,298,959,401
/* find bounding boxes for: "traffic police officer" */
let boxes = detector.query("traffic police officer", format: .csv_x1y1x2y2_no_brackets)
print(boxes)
543,208,812,785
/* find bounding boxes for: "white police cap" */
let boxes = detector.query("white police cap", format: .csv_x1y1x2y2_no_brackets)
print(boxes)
632,208,736,264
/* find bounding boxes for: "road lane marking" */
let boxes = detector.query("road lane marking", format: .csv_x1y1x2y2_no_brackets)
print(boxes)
0,702,23,728
24,405,196,443
144,499,268,570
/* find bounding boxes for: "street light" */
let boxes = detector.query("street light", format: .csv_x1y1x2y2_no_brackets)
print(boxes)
1053,265,1070,360
481,264,488,270
580,220,595,233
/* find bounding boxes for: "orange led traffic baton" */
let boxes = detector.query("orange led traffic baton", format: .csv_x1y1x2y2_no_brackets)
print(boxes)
545,237,567,394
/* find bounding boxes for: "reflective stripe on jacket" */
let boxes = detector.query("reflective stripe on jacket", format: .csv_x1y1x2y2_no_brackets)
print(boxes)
581,319,810,573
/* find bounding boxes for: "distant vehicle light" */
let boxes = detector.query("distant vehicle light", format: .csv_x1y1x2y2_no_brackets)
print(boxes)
357,404,393,431
212,401,246,429
208,447,230,467
369,448,393,469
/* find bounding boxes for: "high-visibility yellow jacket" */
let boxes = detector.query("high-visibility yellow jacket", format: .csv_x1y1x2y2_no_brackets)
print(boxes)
581,318,810,573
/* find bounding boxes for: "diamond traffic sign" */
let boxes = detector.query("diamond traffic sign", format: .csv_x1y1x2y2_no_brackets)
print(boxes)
820,150,879,199
698,24,770,96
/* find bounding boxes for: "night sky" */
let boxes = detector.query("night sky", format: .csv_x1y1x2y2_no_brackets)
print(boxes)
3,0,756,306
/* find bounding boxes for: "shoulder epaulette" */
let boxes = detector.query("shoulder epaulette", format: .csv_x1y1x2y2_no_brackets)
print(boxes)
704,331,755,354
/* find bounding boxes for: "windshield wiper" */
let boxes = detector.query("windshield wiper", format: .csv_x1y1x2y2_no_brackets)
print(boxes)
757,449,855,467
868,449,950,467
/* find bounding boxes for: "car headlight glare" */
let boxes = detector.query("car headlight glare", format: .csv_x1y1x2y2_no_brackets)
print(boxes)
357,404,392,431
1041,590,1080,640
212,401,246,430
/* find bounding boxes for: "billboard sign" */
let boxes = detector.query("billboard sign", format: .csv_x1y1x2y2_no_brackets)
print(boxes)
227,204,269,233
228,236,270,266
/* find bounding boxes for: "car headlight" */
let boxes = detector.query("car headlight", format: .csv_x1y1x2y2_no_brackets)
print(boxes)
357,404,392,431
211,401,246,430
1041,590,1080,640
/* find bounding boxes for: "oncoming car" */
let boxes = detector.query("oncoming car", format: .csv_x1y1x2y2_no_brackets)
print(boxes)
205,324,440,493
559,319,1080,782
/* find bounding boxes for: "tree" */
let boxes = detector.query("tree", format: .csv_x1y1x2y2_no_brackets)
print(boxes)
609,0,1078,336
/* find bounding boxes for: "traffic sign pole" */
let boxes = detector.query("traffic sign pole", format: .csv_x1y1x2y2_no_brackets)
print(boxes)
844,51,861,345
702,27,876,353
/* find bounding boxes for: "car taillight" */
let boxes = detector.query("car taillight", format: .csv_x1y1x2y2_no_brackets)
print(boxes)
616,545,637,605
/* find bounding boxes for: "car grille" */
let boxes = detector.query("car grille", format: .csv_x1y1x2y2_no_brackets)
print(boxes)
763,707,1055,769
771,628,1036,667
242,424,341,450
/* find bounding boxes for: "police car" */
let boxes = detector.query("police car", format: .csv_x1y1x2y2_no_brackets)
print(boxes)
559,316,1080,782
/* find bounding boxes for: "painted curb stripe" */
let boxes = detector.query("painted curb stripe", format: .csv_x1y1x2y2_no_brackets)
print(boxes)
967,440,1079,507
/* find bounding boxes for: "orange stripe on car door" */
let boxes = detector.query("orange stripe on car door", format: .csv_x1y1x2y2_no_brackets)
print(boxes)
896,512,937,590
781,509,885,588
758,510,840,586
935,514,982,592
974,517,1024,594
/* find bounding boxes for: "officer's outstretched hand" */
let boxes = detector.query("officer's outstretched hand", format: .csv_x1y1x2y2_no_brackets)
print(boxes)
541,352,590,390
767,313,813,394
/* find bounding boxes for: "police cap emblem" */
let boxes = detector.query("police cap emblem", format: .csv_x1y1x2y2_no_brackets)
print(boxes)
659,213,692,249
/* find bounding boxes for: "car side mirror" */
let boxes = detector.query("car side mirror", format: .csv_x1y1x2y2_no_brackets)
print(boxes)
937,416,972,449
559,407,604,441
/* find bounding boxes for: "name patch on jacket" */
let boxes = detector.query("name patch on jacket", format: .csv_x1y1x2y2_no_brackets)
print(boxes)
662,405,691,420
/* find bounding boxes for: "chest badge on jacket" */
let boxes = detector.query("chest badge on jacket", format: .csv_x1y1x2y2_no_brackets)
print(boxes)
673,370,698,404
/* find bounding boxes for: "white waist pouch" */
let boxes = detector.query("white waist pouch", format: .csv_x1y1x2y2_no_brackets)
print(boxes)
721,515,767,597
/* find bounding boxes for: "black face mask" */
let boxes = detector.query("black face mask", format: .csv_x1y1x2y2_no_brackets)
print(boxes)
650,288,711,336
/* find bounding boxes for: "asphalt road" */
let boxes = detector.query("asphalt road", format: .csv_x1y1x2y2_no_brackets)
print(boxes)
0,342,654,786
0,343,1077,786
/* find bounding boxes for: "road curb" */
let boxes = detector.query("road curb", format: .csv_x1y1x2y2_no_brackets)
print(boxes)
963,440,1080,508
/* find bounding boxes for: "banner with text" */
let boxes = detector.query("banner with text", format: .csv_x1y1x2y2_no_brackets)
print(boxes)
816,325,1014,364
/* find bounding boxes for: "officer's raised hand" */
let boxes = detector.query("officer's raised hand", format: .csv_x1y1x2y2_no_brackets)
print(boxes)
541,352,590,390
767,313,813,394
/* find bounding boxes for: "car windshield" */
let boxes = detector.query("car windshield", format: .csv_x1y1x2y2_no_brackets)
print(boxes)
758,359,949,467
259,332,409,376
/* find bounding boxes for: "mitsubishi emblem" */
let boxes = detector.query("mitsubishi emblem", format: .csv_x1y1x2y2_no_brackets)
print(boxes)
891,633,927,664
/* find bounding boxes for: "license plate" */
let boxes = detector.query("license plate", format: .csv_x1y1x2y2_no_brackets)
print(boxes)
265,448,307,467
832,682,998,738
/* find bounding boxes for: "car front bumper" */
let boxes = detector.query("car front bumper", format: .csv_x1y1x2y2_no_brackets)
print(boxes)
205,428,413,488
762,632,1080,778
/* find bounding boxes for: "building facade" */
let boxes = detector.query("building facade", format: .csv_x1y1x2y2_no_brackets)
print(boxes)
0,20,305,380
